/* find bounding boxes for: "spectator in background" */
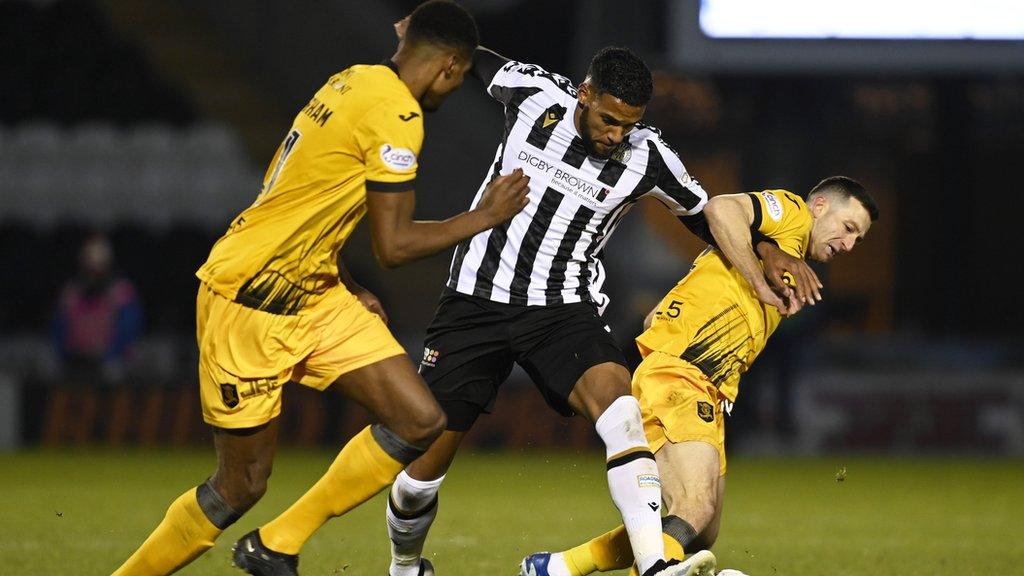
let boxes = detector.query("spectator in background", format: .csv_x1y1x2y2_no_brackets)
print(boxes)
53,233,142,383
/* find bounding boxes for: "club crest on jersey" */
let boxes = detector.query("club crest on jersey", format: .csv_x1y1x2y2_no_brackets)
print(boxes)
421,347,440,368
611,143,632,164
220,383,240,408
697,401,715,423
380,144,417,172
760,191,784,221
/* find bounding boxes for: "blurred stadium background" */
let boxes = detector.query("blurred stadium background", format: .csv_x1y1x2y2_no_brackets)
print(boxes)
1,1,1022,574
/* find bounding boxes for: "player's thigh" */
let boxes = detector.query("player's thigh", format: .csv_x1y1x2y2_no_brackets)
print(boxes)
655,440,721,525
196,285,298,430
418,291,516,432
293,287,409,393
210,419,280,510
514,301,628,421
333,354,444,440
568,362,633,422
632,351,727,474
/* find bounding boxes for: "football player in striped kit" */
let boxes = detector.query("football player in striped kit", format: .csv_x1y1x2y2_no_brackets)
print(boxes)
382,12,822,576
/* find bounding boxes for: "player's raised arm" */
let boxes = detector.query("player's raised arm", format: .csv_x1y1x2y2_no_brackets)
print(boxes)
681,211,821,310
365,170,529,268
470,46,510,85
703,193,792,315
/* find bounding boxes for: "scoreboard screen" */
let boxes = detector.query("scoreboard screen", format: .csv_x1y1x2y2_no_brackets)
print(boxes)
699,0,1024,41
668,0,1024,73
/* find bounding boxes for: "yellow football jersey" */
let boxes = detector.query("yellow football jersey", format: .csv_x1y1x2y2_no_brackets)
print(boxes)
197,61,423,314
637,189,812,401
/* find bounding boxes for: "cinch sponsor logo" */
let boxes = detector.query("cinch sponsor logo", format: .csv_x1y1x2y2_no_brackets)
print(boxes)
761,191,783,221
380,144,417,171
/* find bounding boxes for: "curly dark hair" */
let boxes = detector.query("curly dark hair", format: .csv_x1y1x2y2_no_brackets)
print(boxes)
809,176,880,221
586,47,653,106
406,0,479,59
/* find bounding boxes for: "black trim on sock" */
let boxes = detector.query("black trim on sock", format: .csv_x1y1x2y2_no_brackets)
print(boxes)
662,515,699,548
388,493,438,521
606,450,655,471
371,423,427,465
196,479,242,530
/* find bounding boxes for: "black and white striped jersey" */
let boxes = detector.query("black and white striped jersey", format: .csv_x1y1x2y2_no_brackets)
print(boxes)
446,59,708,311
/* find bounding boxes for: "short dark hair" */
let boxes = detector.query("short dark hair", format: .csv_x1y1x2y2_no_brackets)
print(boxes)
586,47,653,107
809,176,879,221
406,0,479,59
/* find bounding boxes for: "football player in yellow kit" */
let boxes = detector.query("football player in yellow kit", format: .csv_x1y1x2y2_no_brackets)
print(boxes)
110,2,530,575
520,176,879,576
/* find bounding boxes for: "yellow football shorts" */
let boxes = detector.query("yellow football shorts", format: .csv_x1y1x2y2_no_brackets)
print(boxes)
632,350,728,475
196,282,407,429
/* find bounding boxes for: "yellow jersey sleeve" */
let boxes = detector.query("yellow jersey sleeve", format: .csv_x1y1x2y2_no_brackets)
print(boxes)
356,100,423,192
748,189,812,258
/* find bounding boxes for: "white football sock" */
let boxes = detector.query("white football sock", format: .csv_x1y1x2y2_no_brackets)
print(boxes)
387,470,445,576
546,552,573,576
595,395,664,576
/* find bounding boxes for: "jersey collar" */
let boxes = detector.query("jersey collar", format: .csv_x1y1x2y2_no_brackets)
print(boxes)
381,58,400,75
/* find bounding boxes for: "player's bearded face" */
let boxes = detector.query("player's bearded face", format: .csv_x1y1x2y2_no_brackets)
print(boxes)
809,196,872,262
422,58,471,111
576,87,644,159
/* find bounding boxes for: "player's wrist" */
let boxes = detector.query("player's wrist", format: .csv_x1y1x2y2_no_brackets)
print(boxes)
474,204,502,228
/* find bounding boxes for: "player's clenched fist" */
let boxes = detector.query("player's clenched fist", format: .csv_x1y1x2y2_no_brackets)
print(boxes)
479,168,530,225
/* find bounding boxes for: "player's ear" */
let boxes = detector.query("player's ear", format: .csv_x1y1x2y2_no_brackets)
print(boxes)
443,54,458,78
809,194,827,216
577,81,592,104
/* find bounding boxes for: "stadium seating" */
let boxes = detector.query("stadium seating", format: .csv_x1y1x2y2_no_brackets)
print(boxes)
0,123,258,227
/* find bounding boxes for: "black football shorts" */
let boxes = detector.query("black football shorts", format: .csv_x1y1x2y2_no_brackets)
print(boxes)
417,289,627,431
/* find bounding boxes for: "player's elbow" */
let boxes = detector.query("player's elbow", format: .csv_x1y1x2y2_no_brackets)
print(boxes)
704,194,746,230
374,242,413,268
373,242,412,269
642,308,657,331
374,249,402,269
704,195,727,219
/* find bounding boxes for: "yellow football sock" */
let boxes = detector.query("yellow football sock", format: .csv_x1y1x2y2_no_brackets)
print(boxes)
259,425,404,554
111,487,221,576
564,524,631,575
564,524,687,576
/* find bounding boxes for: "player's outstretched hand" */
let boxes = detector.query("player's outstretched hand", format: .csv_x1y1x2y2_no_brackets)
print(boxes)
754,280,798,317
759,243,822,306
354,288,389,324
479,168,530,225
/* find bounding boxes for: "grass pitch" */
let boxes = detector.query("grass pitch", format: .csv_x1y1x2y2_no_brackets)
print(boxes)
1,449,1021,575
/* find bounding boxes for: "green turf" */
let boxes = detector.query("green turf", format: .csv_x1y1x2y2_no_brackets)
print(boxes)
0,449,1021,575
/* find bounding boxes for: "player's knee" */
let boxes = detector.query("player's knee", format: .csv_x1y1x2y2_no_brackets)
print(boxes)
666,500,715,534
574,384,632,423
245,470,271,505
408,405,447,447
213,461,272,512
386,405,446,449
